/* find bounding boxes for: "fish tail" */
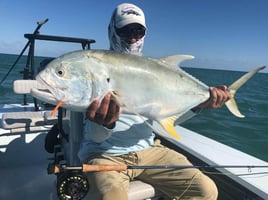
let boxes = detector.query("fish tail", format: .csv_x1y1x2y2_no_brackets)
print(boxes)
225,66,266,118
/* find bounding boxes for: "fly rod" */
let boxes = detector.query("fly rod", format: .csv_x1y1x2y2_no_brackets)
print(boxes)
0,18,48,86
52,164,268,174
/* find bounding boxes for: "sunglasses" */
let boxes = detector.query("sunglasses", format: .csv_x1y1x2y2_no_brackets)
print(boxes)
116,26,146,39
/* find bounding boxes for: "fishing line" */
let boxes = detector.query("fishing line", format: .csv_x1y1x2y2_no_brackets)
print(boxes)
177,170,202,199
51,100,65,116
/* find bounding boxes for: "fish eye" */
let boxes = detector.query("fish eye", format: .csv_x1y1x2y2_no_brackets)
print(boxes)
56,66,65,77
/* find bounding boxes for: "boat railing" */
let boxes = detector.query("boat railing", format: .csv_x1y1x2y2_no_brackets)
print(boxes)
0,18,96,109
23,33,95,80
23,33,95,109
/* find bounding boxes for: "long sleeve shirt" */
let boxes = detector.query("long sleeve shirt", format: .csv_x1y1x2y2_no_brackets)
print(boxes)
78,110,197,163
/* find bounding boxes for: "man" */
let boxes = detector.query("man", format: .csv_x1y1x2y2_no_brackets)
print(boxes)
79,3,230,200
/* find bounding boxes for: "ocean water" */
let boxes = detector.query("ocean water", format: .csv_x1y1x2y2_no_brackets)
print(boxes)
181,67,268,162
0,53,267,161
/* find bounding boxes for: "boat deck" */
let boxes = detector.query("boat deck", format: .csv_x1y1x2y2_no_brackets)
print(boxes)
0,104,267,199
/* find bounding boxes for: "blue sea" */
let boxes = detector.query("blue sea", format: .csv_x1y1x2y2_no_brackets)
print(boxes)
0,53,267,161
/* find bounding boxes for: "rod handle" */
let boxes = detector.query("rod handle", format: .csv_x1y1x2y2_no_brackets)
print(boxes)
53,164,127,174
82,164,127,172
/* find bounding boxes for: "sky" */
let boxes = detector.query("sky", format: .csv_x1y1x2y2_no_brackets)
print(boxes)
0,0,268,73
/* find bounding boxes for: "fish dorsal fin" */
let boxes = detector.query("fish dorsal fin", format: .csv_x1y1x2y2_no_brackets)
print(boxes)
158,116,181,139
160,55,195,69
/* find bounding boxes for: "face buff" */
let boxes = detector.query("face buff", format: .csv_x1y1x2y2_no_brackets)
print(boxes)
108,13,145,55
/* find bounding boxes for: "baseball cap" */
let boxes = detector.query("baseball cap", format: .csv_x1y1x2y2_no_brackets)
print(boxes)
114,3,146,29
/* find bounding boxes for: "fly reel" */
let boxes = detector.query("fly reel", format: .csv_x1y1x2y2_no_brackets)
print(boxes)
57,171,89,200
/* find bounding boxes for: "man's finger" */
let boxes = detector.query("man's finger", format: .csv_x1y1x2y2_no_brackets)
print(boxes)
87,99,100,119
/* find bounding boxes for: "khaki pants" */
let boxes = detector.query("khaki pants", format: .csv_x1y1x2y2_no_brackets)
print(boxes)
84,140,218,200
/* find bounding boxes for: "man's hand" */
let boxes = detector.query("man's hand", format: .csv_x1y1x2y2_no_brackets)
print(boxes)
86,93,120,128
197,85,232,109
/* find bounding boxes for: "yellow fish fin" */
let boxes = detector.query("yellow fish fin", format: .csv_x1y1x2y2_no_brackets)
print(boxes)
158,116,181,140
110,92,181,139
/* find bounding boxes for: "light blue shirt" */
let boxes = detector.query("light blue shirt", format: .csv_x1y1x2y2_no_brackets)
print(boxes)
78,114,155,162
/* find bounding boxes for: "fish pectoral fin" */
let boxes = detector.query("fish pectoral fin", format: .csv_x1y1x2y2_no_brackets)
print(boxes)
158,116,181,140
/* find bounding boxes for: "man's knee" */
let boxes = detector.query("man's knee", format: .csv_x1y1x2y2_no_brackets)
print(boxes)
102,185,128,200
173,170,218,200
198,173,218,200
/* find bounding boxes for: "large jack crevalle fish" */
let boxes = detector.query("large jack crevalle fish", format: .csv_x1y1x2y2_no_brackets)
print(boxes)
31,50,265,139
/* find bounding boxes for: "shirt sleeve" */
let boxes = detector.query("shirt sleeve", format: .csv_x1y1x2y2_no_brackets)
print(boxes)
84,120,114,143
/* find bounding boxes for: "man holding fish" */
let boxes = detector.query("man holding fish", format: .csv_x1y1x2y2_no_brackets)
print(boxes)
79,3,230,200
